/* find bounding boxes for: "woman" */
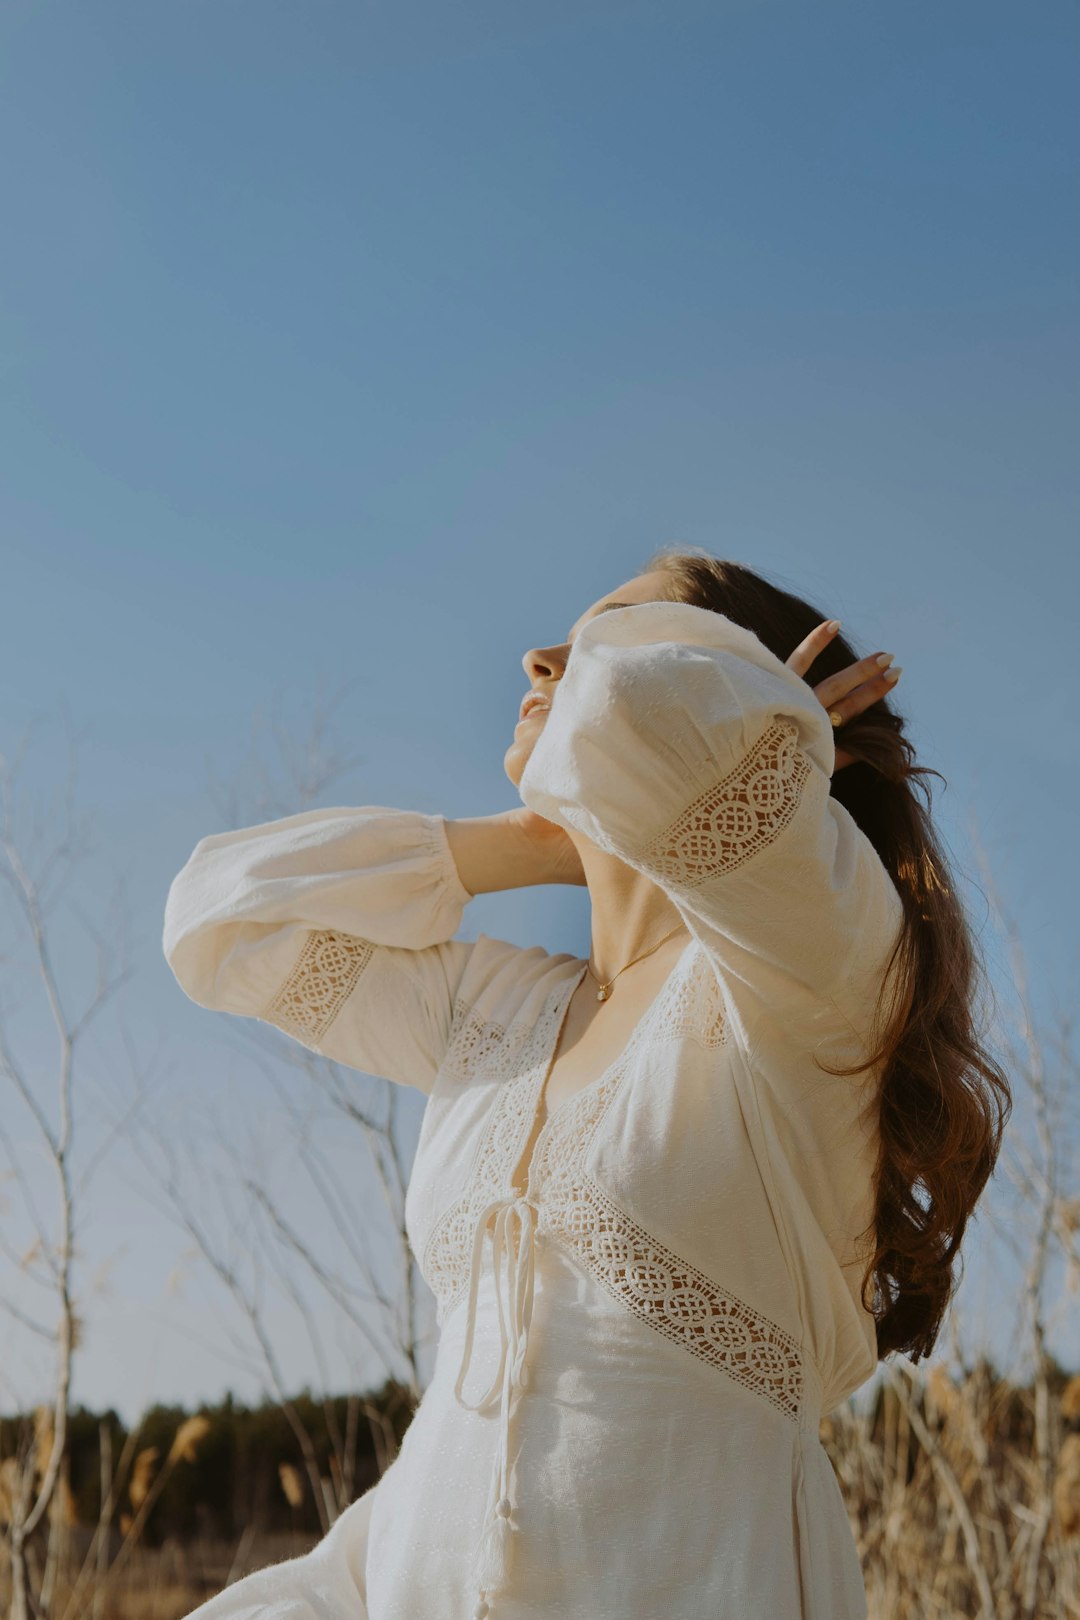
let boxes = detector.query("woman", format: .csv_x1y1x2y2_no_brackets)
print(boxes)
163,549,1010,1619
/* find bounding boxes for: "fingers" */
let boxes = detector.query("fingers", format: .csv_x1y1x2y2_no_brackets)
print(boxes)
815,653,902,721
787,620,903,731
786,619,843,678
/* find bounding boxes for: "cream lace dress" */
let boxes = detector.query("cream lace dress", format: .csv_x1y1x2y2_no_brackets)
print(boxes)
163,600,904,1620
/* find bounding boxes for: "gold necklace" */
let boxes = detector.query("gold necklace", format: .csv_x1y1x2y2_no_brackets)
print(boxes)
586,922,687,1002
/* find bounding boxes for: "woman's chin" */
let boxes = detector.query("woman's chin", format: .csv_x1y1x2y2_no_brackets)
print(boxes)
503,737,533,789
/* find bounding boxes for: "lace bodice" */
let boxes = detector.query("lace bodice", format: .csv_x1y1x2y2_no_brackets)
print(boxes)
421,944,803,1422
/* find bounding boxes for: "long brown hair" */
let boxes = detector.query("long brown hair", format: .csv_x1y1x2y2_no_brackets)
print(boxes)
640,547,1012,1363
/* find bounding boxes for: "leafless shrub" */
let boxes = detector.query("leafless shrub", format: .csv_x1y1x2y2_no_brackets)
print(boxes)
0,714,148,1619
129,678,434,1531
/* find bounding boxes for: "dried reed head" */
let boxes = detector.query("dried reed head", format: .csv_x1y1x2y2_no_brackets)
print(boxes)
168,1414,211,1466
128,1445,159,1512
278,1461,304,1509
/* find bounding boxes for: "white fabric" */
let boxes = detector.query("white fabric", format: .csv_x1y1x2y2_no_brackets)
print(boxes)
163,600,905,1619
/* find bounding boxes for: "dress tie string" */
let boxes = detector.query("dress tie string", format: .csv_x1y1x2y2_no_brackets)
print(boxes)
453,1192,538,1618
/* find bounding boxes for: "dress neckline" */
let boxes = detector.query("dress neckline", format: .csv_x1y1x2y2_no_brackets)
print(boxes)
511,934,698,1198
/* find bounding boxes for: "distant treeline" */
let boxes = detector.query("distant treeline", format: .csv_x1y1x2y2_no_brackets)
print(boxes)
3,1352,1077,1552
0,1379,416,1545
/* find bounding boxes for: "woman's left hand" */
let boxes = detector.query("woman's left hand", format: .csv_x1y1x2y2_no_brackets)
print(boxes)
786,620,903,773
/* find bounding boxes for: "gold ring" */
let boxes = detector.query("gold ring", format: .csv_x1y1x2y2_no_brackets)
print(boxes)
828,709,844,729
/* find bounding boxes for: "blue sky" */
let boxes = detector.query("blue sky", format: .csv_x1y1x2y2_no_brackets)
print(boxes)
0,1,1076,1423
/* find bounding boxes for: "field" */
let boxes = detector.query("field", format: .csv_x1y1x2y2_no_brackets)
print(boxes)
4,1360,1079,1619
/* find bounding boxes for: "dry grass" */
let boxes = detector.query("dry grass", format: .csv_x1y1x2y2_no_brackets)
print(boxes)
4,1361,1077,1620
0,1533,317,1620
828,1365,1080,1618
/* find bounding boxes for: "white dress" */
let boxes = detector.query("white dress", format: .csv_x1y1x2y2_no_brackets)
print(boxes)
163,600,904,1620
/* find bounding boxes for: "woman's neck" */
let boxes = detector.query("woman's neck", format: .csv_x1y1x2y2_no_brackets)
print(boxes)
573,835,690,981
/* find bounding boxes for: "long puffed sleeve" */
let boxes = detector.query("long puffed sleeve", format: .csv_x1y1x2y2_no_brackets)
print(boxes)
163,805,477,1095
517,601,904,1061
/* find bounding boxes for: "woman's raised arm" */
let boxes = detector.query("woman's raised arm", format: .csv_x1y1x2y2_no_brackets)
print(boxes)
443,807,586,895
164,804,485,1095
516,600,906,1063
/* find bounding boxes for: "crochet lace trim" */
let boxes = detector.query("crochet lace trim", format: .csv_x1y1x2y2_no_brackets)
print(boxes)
532,1058,803,1421
551,1173,802,1418
421,939,804,1418
421,991,566,1315
632,717,810,886
261,927,376,1046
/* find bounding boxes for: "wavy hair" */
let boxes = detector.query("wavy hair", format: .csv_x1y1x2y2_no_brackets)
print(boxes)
640,546,1012,1362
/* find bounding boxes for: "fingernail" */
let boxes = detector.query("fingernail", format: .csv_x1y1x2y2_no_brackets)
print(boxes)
875,652,895,668
884,665,903,682
827,620,841,633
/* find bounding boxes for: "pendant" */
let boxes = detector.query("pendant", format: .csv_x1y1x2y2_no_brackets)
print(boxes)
596,986,610,1001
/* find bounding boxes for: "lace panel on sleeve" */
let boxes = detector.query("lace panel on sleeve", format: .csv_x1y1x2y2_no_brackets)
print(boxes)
261,928,376,1045
632,717,811,888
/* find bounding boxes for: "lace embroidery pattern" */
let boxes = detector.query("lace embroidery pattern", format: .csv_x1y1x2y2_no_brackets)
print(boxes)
262,928,375,1046
657,947,728,1051
422,951,801,1419
532,1056,803,1422
633,718,811,888
543,1183,802,1419
441,998,542,1088
421,989,569,1322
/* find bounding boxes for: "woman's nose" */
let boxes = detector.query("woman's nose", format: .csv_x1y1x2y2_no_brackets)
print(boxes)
521,645,565,682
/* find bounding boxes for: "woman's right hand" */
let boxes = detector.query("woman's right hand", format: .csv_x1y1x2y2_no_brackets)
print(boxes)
504,806,588,888
445,807,587,897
